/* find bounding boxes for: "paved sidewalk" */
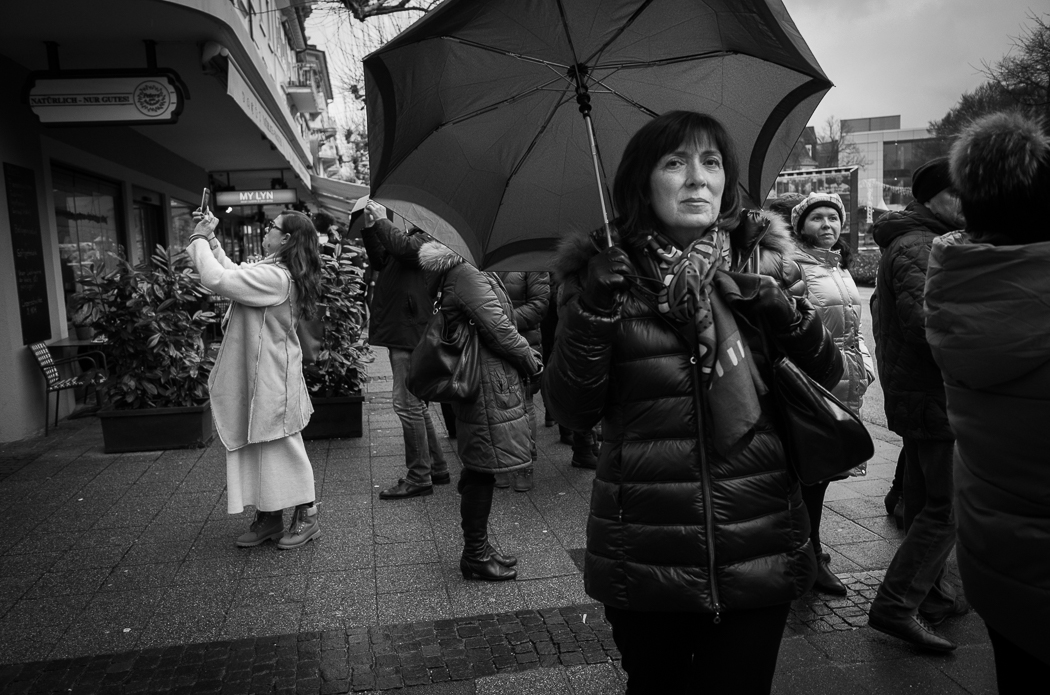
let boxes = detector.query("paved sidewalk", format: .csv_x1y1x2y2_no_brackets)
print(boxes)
0,347,995,694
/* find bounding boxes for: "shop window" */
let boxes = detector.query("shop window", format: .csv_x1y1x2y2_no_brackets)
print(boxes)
169,198,198,251
52,165,125,309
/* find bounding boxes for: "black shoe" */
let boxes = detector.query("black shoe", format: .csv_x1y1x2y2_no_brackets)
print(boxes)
868,610,956,652
892,499,904,530
432,471,451,485
884,486,902,516
544,415,555,428
486,542,517,567
460,554,517,581
813,552,847,596
379,479,433,500
571,452,598,469
919,597,970,626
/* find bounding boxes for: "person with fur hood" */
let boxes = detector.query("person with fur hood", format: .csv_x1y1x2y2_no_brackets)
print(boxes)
925,112,1050,690
416,239,542,582
543,111,844,694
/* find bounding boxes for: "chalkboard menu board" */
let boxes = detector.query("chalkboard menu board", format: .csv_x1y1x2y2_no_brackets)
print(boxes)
4,162,51,344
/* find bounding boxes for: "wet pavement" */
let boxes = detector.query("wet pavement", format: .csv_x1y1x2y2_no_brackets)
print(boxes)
0,344,996,694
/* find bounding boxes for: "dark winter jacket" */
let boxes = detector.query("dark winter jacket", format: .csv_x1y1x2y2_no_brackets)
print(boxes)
418,242,541,474
495,272,550,351
926,232,1050,663
544,222,844,615
361,219,432,351
870,202,955,440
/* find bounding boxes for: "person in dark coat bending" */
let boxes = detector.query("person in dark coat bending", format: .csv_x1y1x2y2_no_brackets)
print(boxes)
544,111,844,694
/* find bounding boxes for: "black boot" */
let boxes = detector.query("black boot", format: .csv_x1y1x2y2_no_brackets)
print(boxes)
486,543,517,567
459,474,516,581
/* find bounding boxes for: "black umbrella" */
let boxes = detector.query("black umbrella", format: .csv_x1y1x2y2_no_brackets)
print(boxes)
365,0,832,270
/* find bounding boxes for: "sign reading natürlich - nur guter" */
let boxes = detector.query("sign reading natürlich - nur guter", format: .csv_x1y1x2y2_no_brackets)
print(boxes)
25,70,186,125
215,189,299,206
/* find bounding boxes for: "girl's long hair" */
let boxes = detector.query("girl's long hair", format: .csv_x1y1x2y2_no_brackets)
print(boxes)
272,210,322,319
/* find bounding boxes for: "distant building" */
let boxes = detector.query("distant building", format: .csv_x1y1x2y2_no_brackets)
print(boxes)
840,115,950,211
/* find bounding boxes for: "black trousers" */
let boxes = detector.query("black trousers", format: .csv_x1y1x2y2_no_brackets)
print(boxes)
605,603,790,695
988,624,1050,694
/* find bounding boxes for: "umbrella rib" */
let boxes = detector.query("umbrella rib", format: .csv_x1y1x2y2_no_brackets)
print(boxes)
587,74,659,119
582,0,658,67
443,36,569,71
594,50,737,70
444,76,568,128
505,94,573,182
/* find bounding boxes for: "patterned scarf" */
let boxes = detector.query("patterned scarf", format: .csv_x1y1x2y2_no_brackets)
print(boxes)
643,227,731,379
637,229,763,455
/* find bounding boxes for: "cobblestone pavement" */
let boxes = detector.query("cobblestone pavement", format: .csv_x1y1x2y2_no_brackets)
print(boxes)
0,346,996,694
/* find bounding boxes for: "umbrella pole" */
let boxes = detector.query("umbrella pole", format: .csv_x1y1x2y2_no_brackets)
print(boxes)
573,72,613,248
582,112,614,248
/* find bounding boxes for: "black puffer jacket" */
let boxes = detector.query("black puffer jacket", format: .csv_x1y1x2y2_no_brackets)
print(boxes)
871,202,954,440
495,272,550,351
544,224,843,615
361,219,432,351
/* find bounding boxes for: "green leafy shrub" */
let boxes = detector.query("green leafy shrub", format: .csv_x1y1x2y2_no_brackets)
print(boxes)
304,241,373,398
71,246,217,410
851,248,881,287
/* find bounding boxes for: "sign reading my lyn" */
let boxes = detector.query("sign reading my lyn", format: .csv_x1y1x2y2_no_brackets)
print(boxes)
215,189,299,206
24,69,187,126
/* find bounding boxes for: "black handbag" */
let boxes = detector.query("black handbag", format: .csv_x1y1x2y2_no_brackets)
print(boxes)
407,287,481,403
769,354,874,485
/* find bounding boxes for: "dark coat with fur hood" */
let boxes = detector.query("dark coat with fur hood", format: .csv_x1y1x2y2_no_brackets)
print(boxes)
544,216,843,615
417,241,541,474
871,202,954,440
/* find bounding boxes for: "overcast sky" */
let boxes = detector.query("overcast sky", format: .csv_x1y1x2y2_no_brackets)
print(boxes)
307,1,1043,133
786,0,1041,129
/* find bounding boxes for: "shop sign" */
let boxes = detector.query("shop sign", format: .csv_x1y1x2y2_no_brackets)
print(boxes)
24,69,187,126
215,189,299,206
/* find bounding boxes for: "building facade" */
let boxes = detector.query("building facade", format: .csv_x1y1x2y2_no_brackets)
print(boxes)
0,0,340,442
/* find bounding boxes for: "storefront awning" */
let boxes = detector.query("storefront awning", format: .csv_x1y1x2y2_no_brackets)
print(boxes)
310,174,369,219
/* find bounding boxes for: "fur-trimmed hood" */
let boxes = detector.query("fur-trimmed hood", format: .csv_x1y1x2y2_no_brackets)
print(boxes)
551,209,798,285
418,240,467,277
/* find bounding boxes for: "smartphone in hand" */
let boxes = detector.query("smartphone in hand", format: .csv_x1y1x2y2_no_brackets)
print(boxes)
200,187,210,215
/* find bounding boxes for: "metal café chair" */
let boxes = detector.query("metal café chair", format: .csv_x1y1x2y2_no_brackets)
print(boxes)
28,342,109,435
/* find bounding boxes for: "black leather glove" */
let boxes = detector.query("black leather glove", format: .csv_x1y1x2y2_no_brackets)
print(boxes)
582,247,632,315
756,276,800,333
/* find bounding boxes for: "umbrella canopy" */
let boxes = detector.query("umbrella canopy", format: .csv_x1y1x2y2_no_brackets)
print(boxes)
364,0,832,270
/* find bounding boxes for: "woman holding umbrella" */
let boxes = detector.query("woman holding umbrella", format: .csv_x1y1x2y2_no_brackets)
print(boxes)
544,111,844,693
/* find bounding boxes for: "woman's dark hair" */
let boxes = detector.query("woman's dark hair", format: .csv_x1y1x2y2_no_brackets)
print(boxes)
273,210,323,319
613,111,741,248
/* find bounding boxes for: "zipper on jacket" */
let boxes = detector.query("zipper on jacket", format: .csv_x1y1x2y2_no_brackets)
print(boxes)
689,351,721,622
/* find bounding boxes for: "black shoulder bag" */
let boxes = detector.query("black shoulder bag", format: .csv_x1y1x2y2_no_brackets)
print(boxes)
407,284,481,403
758,318,874,486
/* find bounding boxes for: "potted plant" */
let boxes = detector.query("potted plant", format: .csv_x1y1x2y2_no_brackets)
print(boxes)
301,239,372,439
71,246,218,453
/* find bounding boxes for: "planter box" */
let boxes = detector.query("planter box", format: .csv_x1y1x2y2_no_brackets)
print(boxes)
302,395,364,440
98,403,214,453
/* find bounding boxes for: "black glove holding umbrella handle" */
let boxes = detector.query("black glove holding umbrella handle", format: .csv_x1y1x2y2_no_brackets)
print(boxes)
581,246,632,316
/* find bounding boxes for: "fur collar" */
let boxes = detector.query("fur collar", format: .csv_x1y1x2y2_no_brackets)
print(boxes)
551,210,799,284
418,240,466,275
